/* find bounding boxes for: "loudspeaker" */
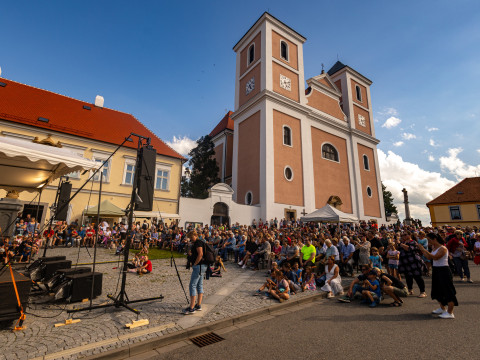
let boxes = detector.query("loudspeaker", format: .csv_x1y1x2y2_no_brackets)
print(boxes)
56,181,72,221
135,146,156,211
47,267,91,292
42,260,72,281
0,268,31,322
66,272,103,303
27,256,67,272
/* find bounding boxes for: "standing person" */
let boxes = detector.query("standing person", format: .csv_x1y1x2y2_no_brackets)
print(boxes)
417,233,458,319
398,232,427,298
447,230,472,283
183,231,207,314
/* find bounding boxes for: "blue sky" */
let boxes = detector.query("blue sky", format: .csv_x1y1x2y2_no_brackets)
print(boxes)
2,0,479,223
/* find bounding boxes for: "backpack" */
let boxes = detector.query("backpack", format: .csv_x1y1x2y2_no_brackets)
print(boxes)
202,242,215,266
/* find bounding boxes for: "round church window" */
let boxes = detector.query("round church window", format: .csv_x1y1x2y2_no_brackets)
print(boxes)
284,166,293,181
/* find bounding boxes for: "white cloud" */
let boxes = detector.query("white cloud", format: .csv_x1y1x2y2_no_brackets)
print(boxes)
380,107,399,116
427,127,439,132
401,132,416,140
378,149,455,224
428,155,435,162
439,147,480,180
477,149,480,154
393,141,404,147
382,116,402,129
429,139,439,147
166,136,197,157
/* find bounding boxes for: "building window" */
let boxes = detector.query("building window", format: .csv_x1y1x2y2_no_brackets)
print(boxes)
155,168,170,191
245,191,253,205
123,163,136,185
284,166,293,181
248,44,255,65
280,40,289,61
322,143,339,162
92,158,110,182
363,155,370,171
366,186,372,197
355,85,362,102
283,126,292,146
477,205,480,219
449,206,462,220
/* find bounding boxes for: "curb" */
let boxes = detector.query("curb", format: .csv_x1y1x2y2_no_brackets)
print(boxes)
82,283,351,360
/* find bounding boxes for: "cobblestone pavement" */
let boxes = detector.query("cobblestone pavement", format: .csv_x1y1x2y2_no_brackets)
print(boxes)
0,248,347,360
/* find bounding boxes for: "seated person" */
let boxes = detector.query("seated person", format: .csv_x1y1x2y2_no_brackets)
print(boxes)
211,255,227,277
282,262,300,294
361,270,382,307
301,265,316,291
338,264,372,303
137,255,152,274
340,237,356,276
320,255,343,298
373,267,407,307
220,232,236,261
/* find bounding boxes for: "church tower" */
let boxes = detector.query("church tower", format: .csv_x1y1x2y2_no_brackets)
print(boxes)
230,12,385,223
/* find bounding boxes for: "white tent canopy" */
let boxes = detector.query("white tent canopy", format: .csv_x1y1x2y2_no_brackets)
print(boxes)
300,204,359,223
0,136,100,192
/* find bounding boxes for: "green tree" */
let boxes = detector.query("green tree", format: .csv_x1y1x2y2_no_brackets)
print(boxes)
183,135,219,199
382,183,398,217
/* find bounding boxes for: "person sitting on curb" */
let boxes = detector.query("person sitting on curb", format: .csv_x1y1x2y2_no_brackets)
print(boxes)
254,270,290,303
338,263,372,303
361,270,382,307
210,255,227,277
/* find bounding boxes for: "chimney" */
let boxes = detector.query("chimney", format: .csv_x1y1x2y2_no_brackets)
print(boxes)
95,95,104,108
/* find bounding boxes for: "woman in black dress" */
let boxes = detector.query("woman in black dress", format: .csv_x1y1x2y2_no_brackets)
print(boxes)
417,232,457,319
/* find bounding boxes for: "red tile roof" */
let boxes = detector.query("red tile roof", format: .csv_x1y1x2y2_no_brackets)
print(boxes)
209,111,234,138
427,177,480,205
0,78,184,160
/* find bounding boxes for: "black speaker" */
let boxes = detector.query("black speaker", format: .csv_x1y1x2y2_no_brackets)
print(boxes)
47,267,91,292
27,256,67,272
135,145,156,211
66,272,103,303
0,268,31,322
42,260,72,281
56,181,72,221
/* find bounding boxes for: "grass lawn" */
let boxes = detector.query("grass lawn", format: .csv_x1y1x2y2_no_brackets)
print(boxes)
130,248,186,260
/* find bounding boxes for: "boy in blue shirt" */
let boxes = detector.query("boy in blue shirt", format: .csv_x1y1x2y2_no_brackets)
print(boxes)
362,271,382,307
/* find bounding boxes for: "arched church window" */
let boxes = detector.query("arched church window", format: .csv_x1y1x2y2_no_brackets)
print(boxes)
322,143,339,162
283,126,292,146
280,41,289,61
363,154,370,171
248,44,255,65
355,85,362,102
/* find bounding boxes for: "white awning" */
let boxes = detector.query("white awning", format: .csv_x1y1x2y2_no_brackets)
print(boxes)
134,210,180,219
300,204,359,223
0,136,100,192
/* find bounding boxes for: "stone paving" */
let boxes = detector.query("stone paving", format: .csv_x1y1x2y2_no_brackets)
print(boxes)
0,248,345,360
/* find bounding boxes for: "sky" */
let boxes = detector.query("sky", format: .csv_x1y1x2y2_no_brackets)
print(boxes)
1,0,480,224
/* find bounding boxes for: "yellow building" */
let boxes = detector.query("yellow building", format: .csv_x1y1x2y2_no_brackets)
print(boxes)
0,78,184,225
427,177,480,227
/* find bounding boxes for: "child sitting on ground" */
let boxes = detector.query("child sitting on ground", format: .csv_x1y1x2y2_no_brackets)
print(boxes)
211,255,227,277
301,265,316,291
361,270,382,307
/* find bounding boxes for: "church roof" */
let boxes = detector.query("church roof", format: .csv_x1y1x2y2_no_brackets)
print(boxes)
427,177,480,205
209,111,234,138
327,61,347,76
0,78,184,160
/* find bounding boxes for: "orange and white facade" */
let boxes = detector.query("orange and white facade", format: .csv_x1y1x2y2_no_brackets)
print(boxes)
224,12,385,223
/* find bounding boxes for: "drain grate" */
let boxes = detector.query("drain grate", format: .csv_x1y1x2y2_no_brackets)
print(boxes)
190,332,225,347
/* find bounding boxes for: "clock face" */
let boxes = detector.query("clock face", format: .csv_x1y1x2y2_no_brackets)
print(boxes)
245,77,255,95
280,74,291,91
358,114,366,127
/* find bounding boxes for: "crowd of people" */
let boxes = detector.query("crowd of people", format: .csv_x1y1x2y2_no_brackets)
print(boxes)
2,213,479,320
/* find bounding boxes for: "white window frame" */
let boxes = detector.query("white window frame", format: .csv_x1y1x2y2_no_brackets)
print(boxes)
245,191,253,205
155,165,170,191
91,156,111,182
355,85,362,102
366,186,373,198
247,43,255,66
122,159,136,186
321,142,340,163
62,144,87,180
283,125,292,147
280,40,289,62
449,206,462,221
284,166,294,182
363,154,370,171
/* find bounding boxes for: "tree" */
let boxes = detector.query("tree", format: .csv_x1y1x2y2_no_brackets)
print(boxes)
182,135,220,199
382,183,398,217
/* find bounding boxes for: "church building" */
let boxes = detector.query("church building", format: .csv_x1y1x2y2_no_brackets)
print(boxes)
210,12,385,223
